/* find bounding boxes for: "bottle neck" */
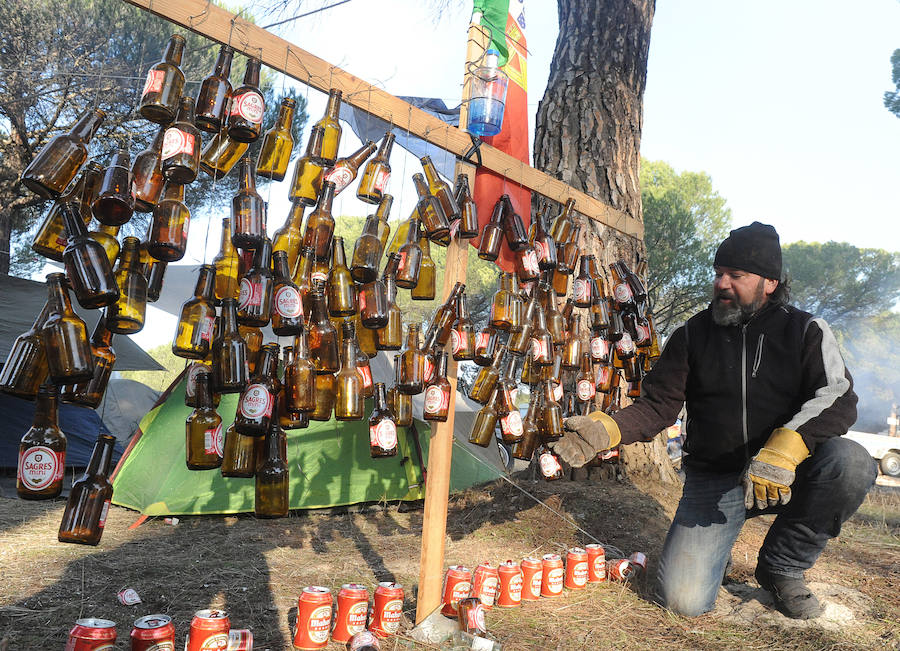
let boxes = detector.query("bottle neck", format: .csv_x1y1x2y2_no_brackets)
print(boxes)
195,374,213,409
214,46,233,76
489,199,504,225
490,347,505,370
47,275,74,315
194,266,216,300
164,36,185,65
174,98,195,125
220,218,235,254
434,352,448,379
161,182,184,203
239,159,257,192
88,435,115,477
295,328,310,358
278,101,296,127
90,316,114,348
455,175,470,200
456,293,469,321
254,240,273,271
317,182,335,213
222,300,239,333
377,133,395,160
413,174,430,199
347,141,377,167
420,157,438,185
257,346,280,380
342,336,357,368
242,59,261,87
332,237,347,267
405,326,420,351
33,389,58,428
61,202,88,239
273,252,292,280
265,420,283,462
405,219,421,244
374,383,388,410
70,109,105,144
325,90,342,118
375,195,393,220
382,253,400,280
310,291,329,322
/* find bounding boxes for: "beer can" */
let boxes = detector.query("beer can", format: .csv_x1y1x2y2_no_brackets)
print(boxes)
130,614,175,651
564,547,589,589
186,609,230,651
227,629,253,650
519,557,542,601
496,560,523,608
292,586,333,650
349,630,381,650
471,561,500,609
440,565,472,617
369,582,404,638
540,553,564,597
608,558,637,582
65,618,117,651
332,583,369,643
586,543,606,582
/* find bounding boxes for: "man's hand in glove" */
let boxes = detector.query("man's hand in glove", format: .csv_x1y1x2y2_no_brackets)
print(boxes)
743,427,810,510
549,411,622,468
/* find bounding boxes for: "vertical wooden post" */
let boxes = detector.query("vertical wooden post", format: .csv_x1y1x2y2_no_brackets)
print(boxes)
414,19,489,625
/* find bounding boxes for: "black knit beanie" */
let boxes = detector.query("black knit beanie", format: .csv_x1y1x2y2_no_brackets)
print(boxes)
713,221,782,280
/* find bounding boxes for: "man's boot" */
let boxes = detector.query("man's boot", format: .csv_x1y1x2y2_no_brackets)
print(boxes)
755,565,824,619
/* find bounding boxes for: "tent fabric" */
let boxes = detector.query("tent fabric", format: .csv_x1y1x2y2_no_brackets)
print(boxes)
0,274,164,372
95,379,161,443
0,393,123,468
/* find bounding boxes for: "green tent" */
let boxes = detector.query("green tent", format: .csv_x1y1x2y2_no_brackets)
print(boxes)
111,371,504,516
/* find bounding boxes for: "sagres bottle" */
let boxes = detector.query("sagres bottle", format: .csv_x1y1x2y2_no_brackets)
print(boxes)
237,238,275,327
221,421,256,478
469,386,499,447
41,273,94,385
273,200,305,276
575,351,596,406
256,398,289,518
312,88,343,165
213,217,240,304
557,222,581,275
17,384,66,500
132,126,166,212
478,197,503,262
212,298,248,393
308,282,340,373
327,236,357,317
538,443,563,481
529,303,553,368
532,211,557,271
195,44,234,133
173,265,216,359
335,321,364,421
454,174,479,239
411,235,436,300
199,131,248,180
162,97,201,185
470,346,505,404
288,126,326,206
231,157,266,250
303,180,336,261
370,382,398,458
498,358,524,443
58,433,115,545
562,314,585,370
285,331,316,413
412,172,449,244
147,182,190,262
388,355,412,427
21,108,104,199
92,148,134,227
60,313,116,409
451,290,475,361
421,155,460,233
395,217,423,289
106,237,147,334
185,370,223,470
272,250,304,336
324,140,376,196
398,323,425,395
139,34,185,123
0,299,52,399
257,97,296,181
423,351,451,422
32,161,100,262
235,342,280,436
61,202,119,309
351,212,384,284
357,131,395,204
228,57,265,143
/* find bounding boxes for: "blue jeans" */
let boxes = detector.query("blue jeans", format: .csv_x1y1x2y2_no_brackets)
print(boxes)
657,437,877,616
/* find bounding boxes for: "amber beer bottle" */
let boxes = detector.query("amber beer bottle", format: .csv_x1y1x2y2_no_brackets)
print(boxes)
307,283,340,373
0,300,52,399
423,351,451,422
303,181,337,261
195,44,234,132
231,157,266,250
490,272,516,331
610,261,637,313
212,217,240,304
272,201,305,276
285,331,316,413
327,237,357,317
470,347,505,404
256,97,296,181
106,237,147,334
92,148,134,227
421,155,460,225
139,34,185,123
173,265,217,359
469,387,500,447
395,217,423,290
238,238,275,327
324,140,377,195
60,314,116,409
538,379,564,441
500,195,528,252
478,198,504,262
17,385,67,500
537,443,563,481
147,182,190,262
398,324,425,395
32,162,100,262
454,174,479,239
199,131,249,180
313,88,343,165
256,401,290,517
212,298,248,393
473,323,499,367
358,132,395,204
412,235,436,301
60,202,119,309
423,281,464,350
58,433,116,545
235,343,280,436
508,292,537,357
288,126,326,206
132,126,166,213
387,356,413,427
227,57,265,143
557,222,581,275
185,371,223,470
358,266,389,330
364,382,397,458
335,322,364,421
21,108,105,199
271,251,304,336
161,97,201,185
372,194,393,251
351,213,384,283
532,212,557,271
550,198,576,243
41,273,94,385
310,371,337,421
451,291,476,361
221,422,256,478
412,173,450,244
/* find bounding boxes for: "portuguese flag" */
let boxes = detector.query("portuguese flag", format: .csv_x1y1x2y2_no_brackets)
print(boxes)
471,0,530,273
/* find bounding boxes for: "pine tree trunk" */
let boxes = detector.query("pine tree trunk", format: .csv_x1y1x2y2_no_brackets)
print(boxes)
536,0,677,483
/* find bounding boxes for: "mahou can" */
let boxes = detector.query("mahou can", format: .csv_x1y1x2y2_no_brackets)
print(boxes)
332,583,369,644
369,582,404,638
565,547,589,589
540,553,564,597
520,557,542,601
586,543,606,582
226,629,253,650
292,586,333,650
349,630,381,650
65,618,117,651
496,560,523,608
440,565,472,617
130,614,175,651
471,562,500,609
186,609,230,651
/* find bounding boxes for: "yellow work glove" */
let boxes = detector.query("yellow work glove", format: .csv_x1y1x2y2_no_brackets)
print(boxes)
743,427,810,510
549,411,622,468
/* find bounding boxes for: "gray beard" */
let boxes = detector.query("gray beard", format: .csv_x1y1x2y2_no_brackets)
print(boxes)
711,295,766,326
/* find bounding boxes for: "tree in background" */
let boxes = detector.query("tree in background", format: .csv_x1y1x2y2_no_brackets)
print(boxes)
883,48,900,116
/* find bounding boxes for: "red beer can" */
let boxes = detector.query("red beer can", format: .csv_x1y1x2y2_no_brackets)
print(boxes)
349,630,381,650
586,543,606,582
540,553,564,597
292,586,333,650
565,547,589,589
130,614,175,651
471,562,500,609
332,583,369,643
369,582,404,638
65,618,117,651
520,557,542,601
227,629,253,650
186,609,230,651
440,565,472,617
608,558,637,582
496,560,523,608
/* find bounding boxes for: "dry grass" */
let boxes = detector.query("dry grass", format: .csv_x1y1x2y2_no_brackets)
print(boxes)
0,477,897,650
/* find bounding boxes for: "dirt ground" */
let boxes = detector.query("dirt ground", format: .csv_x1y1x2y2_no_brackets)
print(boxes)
0,470,897,650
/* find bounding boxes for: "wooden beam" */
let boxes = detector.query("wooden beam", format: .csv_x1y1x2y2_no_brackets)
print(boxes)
121,0,643,240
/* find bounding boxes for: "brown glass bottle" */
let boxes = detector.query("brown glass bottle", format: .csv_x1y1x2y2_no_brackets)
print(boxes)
0,300,52,399
421,155,460,223
303,180,336,261
235,343,280,436
376,268,402,350
326,236,357,316
500,195,528,252
395,217,423,290
199,131,249,180
139,34,185,123
212,298,248,393
313,89,343,165
335,322,364,421
240,326,263,375
528,303,553,368
60,202,119,309
173,265,217,359
147,182,190,262
221,422,256,478
272,201,305,277
106,237,147,334
511,396,540,460
355,311,378,359
270,250,304,336
387,356,413,427
359,271,389,330
21,108,105,199
610,261,636,313
557,223,581,275
369,382,398,458
470,346,505,404
288,127,326,206
285,333,316,413
60,314,116,409
185,371,223,470
237,238,275,327
454,174,479,239
538,380,564,441
358,132,395,204
256,404,289,518
423,351,451,422
58,433,115,545
309,371,336,422
397,324,425,395
351,213,384,284
537,444,563,481
550,198,576,243
575,351,597,406
17,384,67,499
373,194,394,250
323,140,376,195
231,157,266,250
478,198,504,261
532,212,557,271
31,163,97,262
474,323,499,367
498,359,524,443
161,97,201,185
489,272,516,330
307,283,340,373
451,291,476,361
212,217,240,304
256,97,296,180
195,44,234,132
410,235,435,301
132,126,166,213
411,172,450,243
291,246,315,315
422,281,464,350
469,387,500,447
92,148,134,227
225,56,265,142
41,273,93,385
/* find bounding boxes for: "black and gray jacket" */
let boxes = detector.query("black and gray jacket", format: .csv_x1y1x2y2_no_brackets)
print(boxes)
612,301,858,473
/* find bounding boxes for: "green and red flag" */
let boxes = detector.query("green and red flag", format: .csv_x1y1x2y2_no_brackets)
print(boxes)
470,0,530,273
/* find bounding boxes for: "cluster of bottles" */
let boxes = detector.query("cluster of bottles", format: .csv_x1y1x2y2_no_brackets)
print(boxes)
464,198,660,478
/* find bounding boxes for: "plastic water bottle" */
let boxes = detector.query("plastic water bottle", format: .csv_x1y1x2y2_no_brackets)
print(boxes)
467,48,509,137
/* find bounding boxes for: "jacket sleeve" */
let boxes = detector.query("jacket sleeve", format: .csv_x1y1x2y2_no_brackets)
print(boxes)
609,324,690,445
781,318,857,452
